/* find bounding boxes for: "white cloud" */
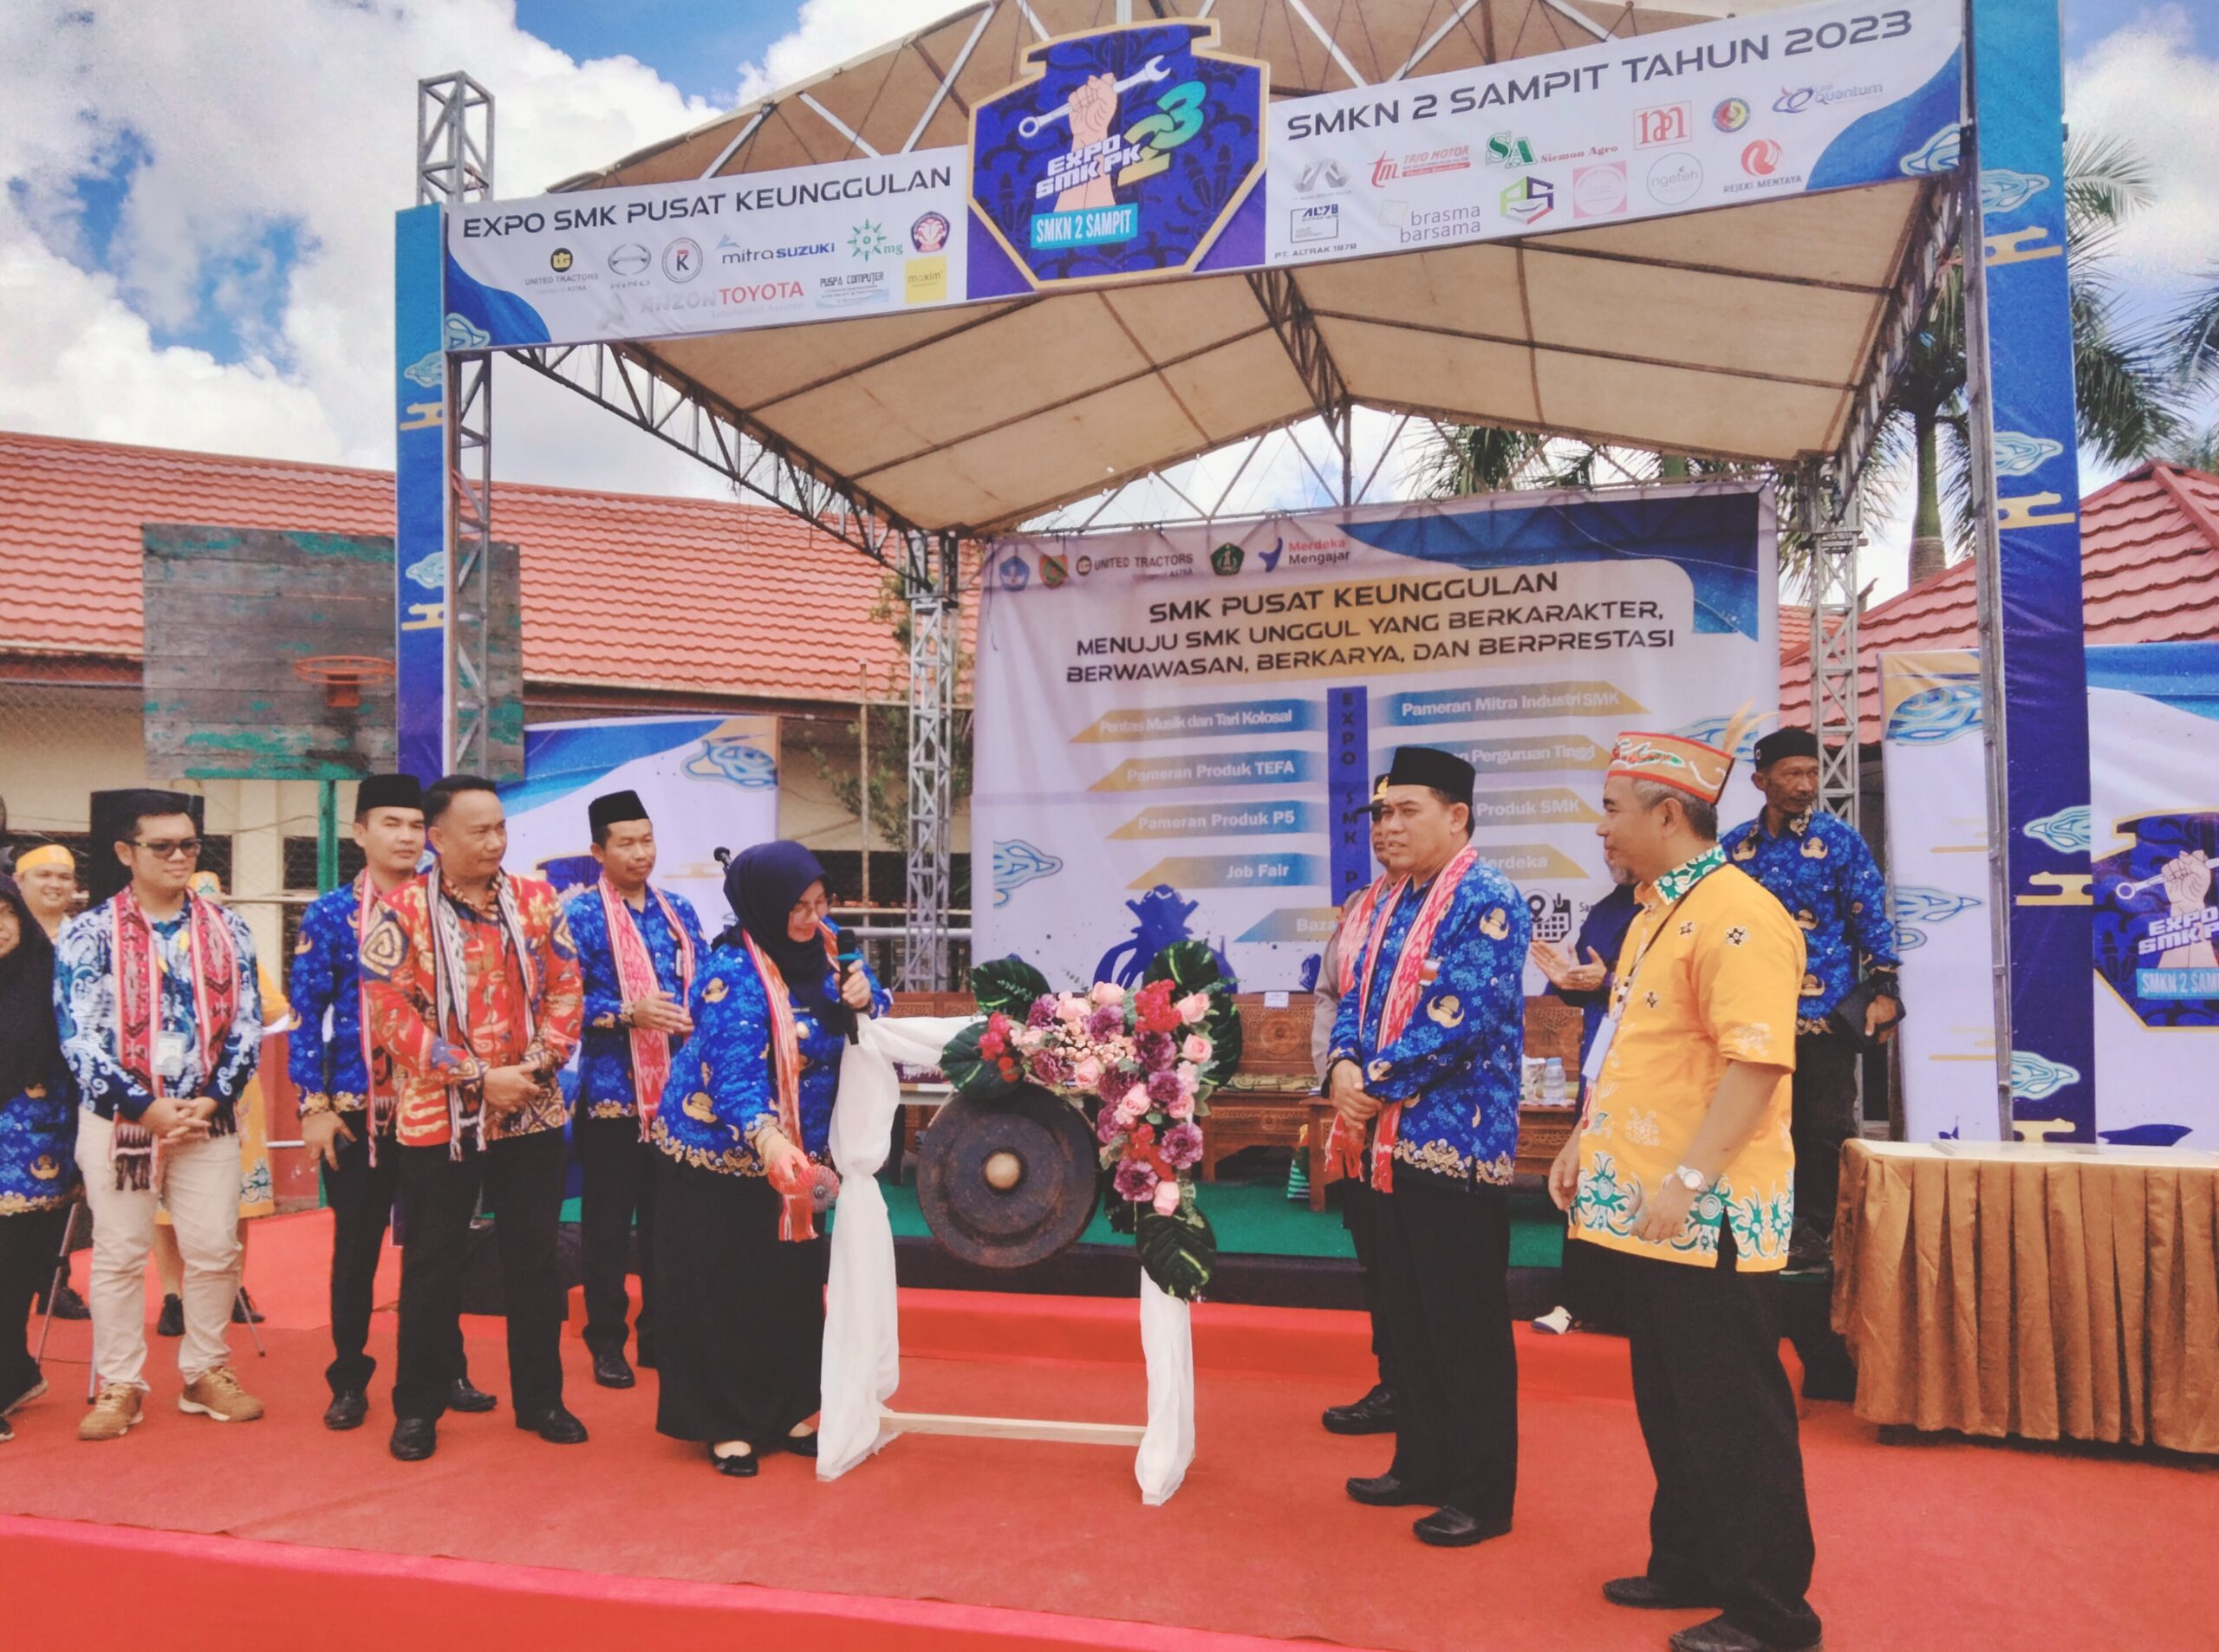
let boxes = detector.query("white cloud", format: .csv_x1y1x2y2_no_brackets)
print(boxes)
2067,5,2219,294
0,0,731,497
733,0,969,106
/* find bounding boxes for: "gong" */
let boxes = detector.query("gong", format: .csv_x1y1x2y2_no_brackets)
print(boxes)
916,1083,1100,1268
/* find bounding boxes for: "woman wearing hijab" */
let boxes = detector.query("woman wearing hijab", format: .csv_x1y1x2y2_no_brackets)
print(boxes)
1,874,77,1441
651,842,887,1476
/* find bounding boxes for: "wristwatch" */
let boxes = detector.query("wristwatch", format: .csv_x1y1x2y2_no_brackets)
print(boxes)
1669,1164,1708,1193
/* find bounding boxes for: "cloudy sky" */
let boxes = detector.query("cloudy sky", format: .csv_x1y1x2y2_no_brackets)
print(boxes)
3,0,2214,593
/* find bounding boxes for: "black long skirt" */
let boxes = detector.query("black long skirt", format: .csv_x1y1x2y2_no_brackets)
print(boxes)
652,1154,827,1449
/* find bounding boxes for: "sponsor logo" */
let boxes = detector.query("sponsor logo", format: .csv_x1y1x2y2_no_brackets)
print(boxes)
1372,145,1471,186
1038,553,1069,589
1291,203,1340,243
909,211,951,254
1281,537,1350,569
1500,174,1554,224
1741,140,1782,177
1075,554,1094,576
1394,201,1485,246
1644,152,1703,206
1572,162,1627,219
661,237,703,282
1295,158,1349,193
1210,542,1245,576
716,234,835,266
814,270,892,309
1713,97,1752,133
998,554,1031,592
549,247,574,272
1486,131,1536,167
608,243,651,276
719,280,805,307
1259,539,1284,571
1636,102,1689,147
1774,83,1882,115
849,219,900,261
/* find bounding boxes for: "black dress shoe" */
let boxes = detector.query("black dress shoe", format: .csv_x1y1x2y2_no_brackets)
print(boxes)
517,1405,589,1444
709,1444,758,1478
1414,1507,1513,1548
1322,1382,1399,1435
52,1283,90,1321
1604,1576,1720,1611
784,1429,818,1459
231,1289,265,1325
1346,1473,1440,1507
448,1376,497,1414
591,1350,635,1389
1669,1614,1823,1652
324,1389,369,1431
389,1417,437,1461
156,1293,185,1338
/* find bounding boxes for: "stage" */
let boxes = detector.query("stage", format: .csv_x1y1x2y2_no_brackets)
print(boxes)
3,1211,2208,1651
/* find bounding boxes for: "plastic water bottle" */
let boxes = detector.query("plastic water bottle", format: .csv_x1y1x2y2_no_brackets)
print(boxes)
1542,1057,1566,1104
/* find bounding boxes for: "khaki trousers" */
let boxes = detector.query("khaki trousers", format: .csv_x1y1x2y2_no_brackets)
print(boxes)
76,1111,242,1389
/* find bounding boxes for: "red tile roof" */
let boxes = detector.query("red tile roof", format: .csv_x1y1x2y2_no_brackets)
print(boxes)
0,428,923,704
1778,463,2219,740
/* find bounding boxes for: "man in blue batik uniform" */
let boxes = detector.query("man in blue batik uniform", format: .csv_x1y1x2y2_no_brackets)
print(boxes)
562,790,706,1390
1324,746,1530,1549
1722,727,1900,1267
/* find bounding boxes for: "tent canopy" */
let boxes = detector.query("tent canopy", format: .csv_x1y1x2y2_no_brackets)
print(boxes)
544,0,1933,536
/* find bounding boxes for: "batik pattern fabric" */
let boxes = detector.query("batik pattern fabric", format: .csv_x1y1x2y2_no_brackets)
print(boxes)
55,899,262,1125
651,946,889,1178
0,1072,75,1214
563,883,707,1121
359,873,583,1148
1327,860,1531,1190
1572,859,1805,1271
1722,808,1900,1032
287,876,391,1122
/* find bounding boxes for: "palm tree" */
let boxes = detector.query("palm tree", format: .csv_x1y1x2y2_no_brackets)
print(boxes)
2159,424,2219,472
1877,132,2176,587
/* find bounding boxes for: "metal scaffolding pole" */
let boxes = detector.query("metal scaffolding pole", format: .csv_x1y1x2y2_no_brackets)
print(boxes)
901,531,960,991
1804,465,1863,826
416,73,496,776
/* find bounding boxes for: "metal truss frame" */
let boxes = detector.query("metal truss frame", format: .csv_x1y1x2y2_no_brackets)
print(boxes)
418,74,496,776
901,532,962,991
1798,462,1864,827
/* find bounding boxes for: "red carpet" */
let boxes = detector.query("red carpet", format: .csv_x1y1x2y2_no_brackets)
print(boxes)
5,1211,2211,1651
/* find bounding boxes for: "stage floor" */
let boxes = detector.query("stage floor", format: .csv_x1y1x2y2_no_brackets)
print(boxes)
6,1212,2210,1652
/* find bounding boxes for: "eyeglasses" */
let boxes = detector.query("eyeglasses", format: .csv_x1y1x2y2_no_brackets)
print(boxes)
789,892,830,923
133,838,202,860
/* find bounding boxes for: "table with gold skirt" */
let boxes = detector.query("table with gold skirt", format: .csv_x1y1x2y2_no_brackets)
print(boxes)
1832,1139,2219,1455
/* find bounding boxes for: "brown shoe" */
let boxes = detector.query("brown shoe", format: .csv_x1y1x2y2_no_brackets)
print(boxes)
179,1367,265,1423
80,1382,145,1441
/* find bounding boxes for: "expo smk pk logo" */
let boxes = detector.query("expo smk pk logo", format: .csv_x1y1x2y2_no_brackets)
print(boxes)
971,20,1266,290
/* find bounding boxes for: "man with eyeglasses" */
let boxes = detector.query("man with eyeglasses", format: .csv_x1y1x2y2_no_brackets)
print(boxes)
55,789,265,1440
361,775,584,1462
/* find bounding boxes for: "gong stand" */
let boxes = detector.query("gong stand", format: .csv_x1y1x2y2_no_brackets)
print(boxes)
888,1083,1145,1452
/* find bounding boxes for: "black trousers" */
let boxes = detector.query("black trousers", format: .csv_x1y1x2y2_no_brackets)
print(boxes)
394,1129,568,1422
0,1208,56,1402
576,1114,656,1359
1610,1235,1821,1649
1372,1172,1518,1522
1337,1179,1403,1393
1791,1031,1859,1241
321,1122,400,1396
654,1156,826,1448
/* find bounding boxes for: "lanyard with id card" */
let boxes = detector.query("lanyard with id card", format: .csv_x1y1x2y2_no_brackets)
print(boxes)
1579,875,1713,1090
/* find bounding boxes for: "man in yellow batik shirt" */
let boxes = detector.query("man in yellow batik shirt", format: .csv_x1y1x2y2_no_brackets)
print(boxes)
1548,727,1820,1652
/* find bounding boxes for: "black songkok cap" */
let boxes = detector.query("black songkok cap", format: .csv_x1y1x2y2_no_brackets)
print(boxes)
355,773,423,816
1344,772,1390,822
589,789,650,836
1385,746,1475,812
1753,726,1821,769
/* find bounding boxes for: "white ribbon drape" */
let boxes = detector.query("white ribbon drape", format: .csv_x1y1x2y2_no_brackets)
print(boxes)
818,1014,1196,1503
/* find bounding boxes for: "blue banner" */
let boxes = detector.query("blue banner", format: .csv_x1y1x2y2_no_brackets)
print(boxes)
393,204,448,784
1968,0,2097,1137
1327,686,1371,907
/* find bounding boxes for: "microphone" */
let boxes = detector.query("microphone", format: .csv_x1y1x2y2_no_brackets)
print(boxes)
830,919,863,1044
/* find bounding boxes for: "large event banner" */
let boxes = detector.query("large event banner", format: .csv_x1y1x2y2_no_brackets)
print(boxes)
973,484,1775,992
445,150,971,348
393,202,449,783
440,0,1961,350
1262,0,1961,265
496,714,781,928
1882,645,2219,1148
